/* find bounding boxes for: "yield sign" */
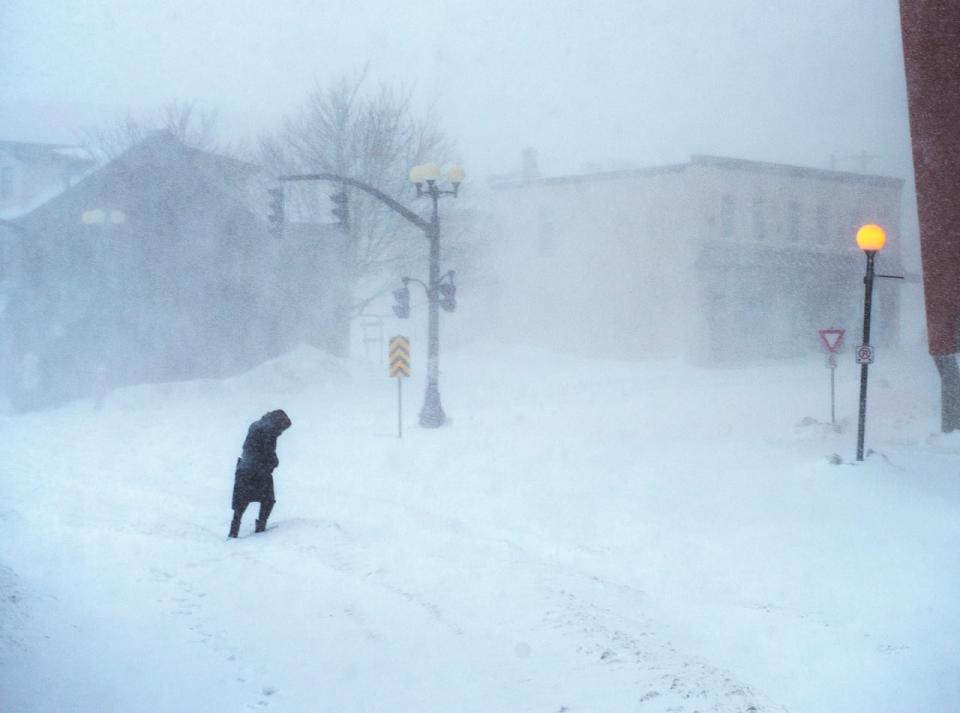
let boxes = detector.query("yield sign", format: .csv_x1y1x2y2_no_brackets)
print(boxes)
818,328,845,353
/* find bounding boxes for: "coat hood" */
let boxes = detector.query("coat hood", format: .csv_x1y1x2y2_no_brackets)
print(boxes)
262,409,292,433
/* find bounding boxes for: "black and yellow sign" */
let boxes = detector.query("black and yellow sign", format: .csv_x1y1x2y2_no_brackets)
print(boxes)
389,336,411,378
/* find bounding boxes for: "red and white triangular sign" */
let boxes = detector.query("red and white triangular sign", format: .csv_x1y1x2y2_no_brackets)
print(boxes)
818,328,845,353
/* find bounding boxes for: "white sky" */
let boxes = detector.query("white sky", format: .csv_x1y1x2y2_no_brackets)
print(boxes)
1,0,912,181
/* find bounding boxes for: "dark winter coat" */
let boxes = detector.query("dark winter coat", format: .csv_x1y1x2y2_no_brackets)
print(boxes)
232,410,292,509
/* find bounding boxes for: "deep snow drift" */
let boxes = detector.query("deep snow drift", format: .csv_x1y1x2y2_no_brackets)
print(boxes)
1,343,958,712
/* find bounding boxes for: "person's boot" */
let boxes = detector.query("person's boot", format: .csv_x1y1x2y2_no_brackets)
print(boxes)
229,515,241,538
255,501,274,533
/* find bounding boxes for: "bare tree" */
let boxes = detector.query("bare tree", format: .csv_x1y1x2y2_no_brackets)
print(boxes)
259,67,452,316
79,100,222,164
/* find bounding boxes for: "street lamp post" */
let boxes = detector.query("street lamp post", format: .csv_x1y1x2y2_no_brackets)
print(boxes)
407,163,464,428
278,162,464,429
855,223,886,461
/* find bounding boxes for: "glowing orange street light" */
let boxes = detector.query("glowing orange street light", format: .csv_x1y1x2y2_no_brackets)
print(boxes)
854,222,897,461
856,223,887,252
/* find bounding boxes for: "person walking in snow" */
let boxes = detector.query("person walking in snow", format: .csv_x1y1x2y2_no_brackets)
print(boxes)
229,409,292,538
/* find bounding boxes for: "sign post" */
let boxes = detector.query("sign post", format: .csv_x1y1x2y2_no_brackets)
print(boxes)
819,328,845,426
389,336,411,438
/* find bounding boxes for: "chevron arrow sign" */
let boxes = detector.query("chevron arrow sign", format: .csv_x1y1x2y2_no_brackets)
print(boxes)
389,336,411,378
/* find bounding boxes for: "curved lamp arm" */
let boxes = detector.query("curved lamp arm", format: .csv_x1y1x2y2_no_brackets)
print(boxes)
402,276,430,296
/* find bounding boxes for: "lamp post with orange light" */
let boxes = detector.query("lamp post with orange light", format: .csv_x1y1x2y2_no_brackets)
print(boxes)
854,224,902,461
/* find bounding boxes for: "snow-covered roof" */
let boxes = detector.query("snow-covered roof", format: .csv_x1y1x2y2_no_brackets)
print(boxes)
490,154,904,190
0,140,94,168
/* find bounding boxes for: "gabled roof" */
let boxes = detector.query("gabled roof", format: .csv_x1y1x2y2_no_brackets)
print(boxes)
108,130,259,181
15,131,264,230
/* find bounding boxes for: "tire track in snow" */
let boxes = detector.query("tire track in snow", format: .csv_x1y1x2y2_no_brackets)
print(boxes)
227,499,792,712
544,587,790,712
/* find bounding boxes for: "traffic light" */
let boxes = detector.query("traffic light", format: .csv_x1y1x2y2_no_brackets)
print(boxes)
330,190,349,230
267,187,284,238
393,285,410,319
438,282,457,312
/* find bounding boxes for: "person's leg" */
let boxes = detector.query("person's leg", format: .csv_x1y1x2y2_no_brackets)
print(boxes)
255,500,275,532
229,501,249,538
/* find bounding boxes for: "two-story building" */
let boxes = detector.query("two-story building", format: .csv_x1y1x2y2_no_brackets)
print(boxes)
3,132,350,410
487,154,904,364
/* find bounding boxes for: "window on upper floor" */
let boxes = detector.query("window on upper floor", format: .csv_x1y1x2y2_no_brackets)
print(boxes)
788,200,802,242
720,194,736,238
0,241,11,282
815,202,829,244
0,167,13,198
537,219,555,257
752,196,766,241
842,209,860,245
878,207,893,236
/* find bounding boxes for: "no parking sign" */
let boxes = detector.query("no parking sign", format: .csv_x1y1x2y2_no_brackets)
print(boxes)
855,344,875,365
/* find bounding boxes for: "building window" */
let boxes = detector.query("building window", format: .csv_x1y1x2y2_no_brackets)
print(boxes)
878,207,892,233
815,202,829,244
834,210,860,248
720,194,736,238
788,201,802,241
841,209,860,243
0,167,13,198
752,197,766,241
537,219,555,257
0,241,10,280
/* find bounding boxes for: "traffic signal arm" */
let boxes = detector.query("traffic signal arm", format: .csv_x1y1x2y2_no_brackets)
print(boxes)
281,173,430,233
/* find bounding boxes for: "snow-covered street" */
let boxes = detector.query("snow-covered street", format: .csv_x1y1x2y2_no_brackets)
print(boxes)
2,344,959,712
